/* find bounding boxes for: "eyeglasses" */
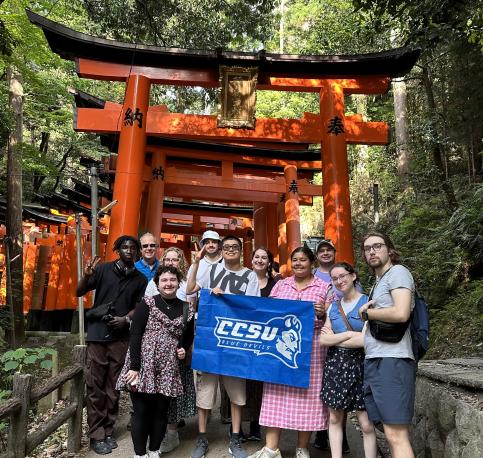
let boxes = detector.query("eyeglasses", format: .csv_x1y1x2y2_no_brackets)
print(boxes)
363,243,386,253
142,243,157,249
331,273,351,283
222,244,240,252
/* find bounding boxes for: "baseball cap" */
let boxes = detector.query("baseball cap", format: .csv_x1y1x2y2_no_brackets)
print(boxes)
200,230,221,245
316,239,336,252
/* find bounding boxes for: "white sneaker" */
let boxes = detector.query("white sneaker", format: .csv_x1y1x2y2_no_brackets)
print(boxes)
248,447,282,458
159,430,180,453
147,451,160,458
295,448,310,458
134,455,147,458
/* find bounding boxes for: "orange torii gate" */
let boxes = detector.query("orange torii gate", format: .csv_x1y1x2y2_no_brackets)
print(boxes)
29,10,419,264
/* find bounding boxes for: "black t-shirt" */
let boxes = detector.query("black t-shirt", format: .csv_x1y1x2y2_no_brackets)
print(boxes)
261,276,279,297
129,295,195,371
83,261,147,342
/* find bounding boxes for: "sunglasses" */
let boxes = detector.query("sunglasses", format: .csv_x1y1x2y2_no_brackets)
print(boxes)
142,243,157,248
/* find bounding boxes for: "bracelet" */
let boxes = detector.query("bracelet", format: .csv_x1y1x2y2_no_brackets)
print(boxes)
125,315,131,324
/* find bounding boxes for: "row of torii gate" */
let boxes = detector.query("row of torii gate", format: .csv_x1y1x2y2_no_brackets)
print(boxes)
29,10,419,271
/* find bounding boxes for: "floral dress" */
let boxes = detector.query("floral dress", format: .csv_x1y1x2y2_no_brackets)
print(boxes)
116,296,194,396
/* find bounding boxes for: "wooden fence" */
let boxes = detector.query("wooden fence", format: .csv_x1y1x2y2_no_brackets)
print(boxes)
0,345,86,458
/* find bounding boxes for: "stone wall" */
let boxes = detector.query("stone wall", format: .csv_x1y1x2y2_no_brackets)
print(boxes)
411,359,483,458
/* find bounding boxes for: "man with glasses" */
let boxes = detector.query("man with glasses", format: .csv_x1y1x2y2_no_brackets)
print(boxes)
187,235,260,458
135,232,159,281
358,231,415,458
76,236,147,455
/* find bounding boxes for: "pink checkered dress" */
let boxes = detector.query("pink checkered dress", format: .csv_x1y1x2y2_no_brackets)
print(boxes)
259,276,330,431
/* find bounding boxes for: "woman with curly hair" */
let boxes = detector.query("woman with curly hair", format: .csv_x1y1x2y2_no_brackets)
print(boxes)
145,247,189,301
143,246,195,453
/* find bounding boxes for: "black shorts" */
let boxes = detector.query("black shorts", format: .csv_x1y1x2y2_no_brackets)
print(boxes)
363,357,416,424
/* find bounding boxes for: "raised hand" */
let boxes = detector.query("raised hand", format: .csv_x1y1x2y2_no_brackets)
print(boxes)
84,256,101,276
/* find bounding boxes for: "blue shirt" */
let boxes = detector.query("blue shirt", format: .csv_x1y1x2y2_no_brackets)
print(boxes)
135,258,159,281
329,295,367,333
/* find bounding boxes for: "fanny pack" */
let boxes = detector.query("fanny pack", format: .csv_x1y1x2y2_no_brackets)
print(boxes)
368,267,409,343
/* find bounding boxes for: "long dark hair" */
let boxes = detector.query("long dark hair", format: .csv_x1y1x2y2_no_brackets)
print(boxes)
290,246,316,264
361,231,401,265
252,247,274,279
329,262,359,286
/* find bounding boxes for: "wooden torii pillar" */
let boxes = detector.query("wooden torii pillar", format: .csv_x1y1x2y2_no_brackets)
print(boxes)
28,10,419,266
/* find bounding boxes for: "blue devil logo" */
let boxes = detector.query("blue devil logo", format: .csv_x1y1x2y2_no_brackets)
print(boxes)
214,314,302,369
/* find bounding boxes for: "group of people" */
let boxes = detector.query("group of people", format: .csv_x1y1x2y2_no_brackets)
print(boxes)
77,229,417,458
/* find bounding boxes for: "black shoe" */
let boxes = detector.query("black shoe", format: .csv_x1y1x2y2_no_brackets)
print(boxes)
229,425,247,443
313,430,329,450
90,439,112,455
342,433,350,454
247,421,261,441
178,418,186,428
105,436,118,450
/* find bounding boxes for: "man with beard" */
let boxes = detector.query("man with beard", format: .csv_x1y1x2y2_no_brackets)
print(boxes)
358,232,415,458
186,230,223,290
76,236,147,455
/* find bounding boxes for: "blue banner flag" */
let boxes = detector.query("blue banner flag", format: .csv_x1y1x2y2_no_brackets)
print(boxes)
191,289,315,388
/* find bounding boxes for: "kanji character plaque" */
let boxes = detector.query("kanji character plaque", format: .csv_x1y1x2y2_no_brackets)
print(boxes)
218,66,258,129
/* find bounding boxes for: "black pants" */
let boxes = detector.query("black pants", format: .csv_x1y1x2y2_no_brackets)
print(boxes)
130,391,171,455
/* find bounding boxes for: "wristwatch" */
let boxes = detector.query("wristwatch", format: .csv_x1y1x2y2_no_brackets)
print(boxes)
361,310,369,321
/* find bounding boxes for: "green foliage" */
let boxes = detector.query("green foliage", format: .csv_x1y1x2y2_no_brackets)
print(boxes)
82,0,275,49
0,347,56,375
448,186,483,265
427,280,483,359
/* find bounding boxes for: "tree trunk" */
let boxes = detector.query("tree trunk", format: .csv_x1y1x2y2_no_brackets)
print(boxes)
6,66,25,346
393,78,409,176
421,64,458,212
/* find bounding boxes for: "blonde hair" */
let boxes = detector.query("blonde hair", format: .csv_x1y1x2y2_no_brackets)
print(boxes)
160,247,189,280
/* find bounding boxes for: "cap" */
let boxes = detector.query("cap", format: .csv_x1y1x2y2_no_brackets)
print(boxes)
316,239,336,252
200,230,221,245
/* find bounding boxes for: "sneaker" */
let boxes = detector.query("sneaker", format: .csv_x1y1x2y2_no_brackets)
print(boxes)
229,425,247,442
248,447,282,458
90,439,112,455
295,448,310,458
190,436,209,458
159,430,180,453
229,434,248,458
342,433,350,455
313,430,328,450
105,436,118,450
147,451,160,458
247,421,261,441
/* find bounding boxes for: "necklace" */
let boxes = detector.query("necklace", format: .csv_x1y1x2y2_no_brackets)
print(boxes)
159,295,177,310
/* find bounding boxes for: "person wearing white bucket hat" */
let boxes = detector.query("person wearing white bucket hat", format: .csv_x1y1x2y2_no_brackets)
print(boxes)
185,230,223,293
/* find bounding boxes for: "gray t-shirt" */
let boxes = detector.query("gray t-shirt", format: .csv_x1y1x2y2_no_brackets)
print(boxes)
364,264,415,360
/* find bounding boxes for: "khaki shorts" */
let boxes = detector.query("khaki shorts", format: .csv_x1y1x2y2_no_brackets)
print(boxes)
196,372,246,409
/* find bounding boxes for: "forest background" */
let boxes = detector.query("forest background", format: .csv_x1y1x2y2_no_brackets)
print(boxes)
0,0,481,359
